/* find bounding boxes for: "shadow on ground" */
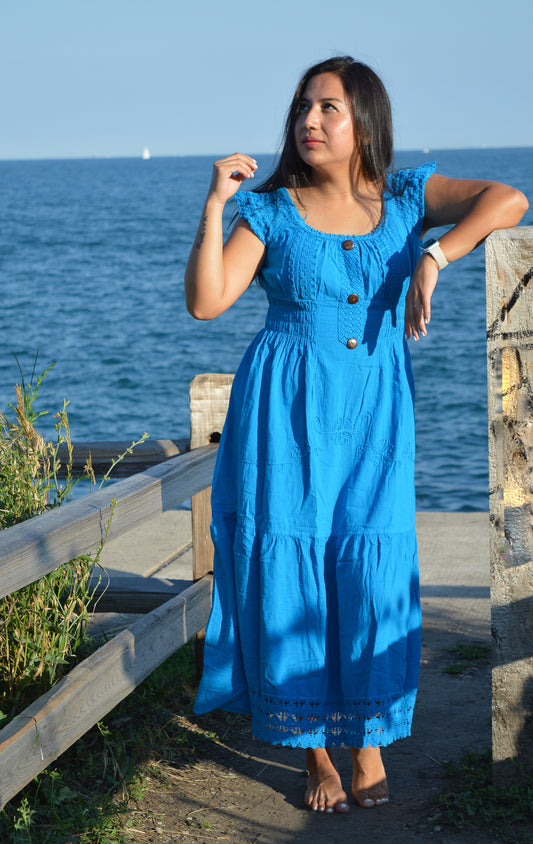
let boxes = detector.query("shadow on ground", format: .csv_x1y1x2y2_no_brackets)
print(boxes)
124,617,500,843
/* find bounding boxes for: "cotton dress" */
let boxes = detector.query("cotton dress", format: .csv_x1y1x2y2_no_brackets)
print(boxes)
193,162,436,748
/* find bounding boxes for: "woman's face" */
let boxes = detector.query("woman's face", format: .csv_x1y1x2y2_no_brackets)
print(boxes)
294,73,356,173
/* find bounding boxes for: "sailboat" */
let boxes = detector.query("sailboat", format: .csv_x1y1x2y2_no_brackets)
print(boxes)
142,146,151,160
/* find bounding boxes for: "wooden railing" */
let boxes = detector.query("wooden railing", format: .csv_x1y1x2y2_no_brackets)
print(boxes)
0,373,233,810
55,437,190,478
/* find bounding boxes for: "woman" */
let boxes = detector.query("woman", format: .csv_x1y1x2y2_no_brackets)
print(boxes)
185,56,527,814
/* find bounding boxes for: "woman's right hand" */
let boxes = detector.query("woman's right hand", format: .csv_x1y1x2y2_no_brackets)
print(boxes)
207,152,258,206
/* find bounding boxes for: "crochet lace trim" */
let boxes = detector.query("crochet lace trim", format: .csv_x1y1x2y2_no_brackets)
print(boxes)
247,688,416,748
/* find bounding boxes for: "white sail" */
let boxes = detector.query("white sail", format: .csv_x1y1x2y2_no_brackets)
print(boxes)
142,146,151,160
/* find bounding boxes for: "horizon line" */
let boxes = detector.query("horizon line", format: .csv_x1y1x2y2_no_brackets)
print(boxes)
0,144,532,164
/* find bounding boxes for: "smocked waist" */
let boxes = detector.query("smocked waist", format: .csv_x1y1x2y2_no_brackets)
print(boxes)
264,301,406,359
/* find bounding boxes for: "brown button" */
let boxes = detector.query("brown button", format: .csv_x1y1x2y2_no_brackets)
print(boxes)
342,239,354,250
346,338,358,349
347,293,359,304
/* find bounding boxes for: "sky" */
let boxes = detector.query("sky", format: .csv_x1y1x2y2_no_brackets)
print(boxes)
1,0,531,160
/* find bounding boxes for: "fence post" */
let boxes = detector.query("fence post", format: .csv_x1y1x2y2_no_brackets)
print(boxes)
486,226,533,783
189,374,234,676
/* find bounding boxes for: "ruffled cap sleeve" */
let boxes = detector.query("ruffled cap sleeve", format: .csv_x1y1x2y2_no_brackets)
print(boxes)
388,162,437,233
233,190,278,246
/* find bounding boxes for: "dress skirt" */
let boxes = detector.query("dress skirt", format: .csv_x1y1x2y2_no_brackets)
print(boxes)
194,301,422,748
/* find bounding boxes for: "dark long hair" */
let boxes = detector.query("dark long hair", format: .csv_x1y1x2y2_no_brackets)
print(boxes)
257,56,394,197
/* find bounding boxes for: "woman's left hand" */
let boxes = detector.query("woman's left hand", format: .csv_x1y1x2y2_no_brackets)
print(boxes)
404,254,439,341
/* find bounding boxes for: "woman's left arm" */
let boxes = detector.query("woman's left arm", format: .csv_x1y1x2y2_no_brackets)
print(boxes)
405,175,529,340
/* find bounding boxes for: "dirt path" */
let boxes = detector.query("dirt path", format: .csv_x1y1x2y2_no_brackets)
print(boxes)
120,623,500,843
112,513,510,843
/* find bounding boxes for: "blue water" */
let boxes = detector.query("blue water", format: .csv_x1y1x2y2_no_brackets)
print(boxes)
1,149,532,510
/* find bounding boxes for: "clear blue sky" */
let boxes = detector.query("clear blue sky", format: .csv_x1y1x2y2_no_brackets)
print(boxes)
1,0,531,160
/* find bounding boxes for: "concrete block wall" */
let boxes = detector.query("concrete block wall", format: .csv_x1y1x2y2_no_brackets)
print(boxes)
486,227,533,782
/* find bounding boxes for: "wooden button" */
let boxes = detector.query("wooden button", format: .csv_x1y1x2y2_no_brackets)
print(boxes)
346,338,358,349
342,239,354,250
347,293,359,304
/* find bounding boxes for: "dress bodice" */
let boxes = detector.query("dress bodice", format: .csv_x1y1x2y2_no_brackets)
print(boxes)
233,163,436,358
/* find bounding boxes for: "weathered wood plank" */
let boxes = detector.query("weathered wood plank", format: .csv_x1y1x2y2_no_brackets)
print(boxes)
55,438,190,478
0,446,217,601
89,574,193,613
190,374,233,678
0,576,212,810
190,374,233,581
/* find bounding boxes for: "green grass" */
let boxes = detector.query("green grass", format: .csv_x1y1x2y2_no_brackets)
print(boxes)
0,641,217,843
0,355,148,721
444,641,491,675
439,750,533,843
0,356,104,718
0,354,154,841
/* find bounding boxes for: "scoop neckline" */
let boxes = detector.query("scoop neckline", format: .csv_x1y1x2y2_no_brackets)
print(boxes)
280,186,385,241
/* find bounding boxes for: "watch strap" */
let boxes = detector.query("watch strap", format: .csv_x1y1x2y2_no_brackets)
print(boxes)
421,239,449,270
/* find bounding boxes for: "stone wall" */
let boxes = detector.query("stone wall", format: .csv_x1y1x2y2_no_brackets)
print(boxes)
486,227,533,781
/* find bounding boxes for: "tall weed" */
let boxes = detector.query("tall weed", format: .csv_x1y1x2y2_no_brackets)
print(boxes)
0,356,145,718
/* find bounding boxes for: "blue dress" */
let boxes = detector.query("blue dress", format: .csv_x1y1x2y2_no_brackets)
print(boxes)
194,163,436,748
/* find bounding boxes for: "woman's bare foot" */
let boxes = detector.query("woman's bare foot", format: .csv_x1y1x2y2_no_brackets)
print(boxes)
351,746,389,808
305,748,349,814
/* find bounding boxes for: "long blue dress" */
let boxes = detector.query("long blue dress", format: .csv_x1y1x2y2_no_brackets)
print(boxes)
193,162,436,748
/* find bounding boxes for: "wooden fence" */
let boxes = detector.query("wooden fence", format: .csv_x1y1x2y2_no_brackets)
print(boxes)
0,374,233,810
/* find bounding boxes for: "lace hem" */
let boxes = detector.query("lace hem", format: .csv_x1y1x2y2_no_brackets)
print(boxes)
248,688,416,748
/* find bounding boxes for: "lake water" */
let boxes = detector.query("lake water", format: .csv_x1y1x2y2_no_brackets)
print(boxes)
1,147,532,510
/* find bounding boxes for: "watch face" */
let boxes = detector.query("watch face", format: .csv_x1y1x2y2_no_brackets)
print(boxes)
421,239,447,269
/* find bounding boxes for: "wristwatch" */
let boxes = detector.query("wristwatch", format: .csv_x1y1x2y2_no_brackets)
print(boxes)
421,239,448,270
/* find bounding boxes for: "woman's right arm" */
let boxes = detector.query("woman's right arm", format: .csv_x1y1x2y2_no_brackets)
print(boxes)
185,152,266,320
